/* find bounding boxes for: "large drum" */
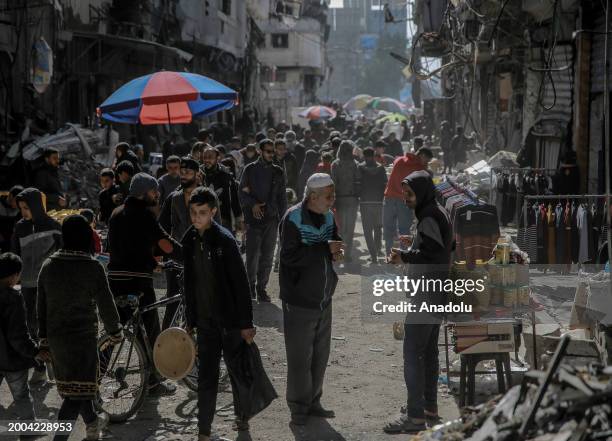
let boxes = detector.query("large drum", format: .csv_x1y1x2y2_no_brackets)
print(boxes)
153,327,196,380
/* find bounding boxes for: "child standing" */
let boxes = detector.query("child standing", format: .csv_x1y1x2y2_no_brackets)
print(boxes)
0,252,49,421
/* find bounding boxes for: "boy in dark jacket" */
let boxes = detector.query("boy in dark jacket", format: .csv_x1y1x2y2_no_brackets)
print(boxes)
0,252,49,421
279,173,342,426
182,187,255,441
12,188,62,384
98,168,120,225
359,148,388,263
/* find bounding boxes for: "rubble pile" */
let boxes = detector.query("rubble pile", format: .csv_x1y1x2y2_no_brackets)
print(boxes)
416,336,612,440
61,153,104,209
20,123,116,162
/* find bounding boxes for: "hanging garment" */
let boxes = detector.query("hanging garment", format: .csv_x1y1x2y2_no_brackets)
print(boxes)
571,202,580,263
555,203,566,265
576,204,591,264
537,204,547,264
547,204,556,265
564,202,572,266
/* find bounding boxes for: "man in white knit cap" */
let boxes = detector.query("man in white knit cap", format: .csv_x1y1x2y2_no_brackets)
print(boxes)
278,173,343,426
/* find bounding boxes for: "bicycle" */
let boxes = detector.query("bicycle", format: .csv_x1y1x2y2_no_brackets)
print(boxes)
95,261,227,421
96,285,183,422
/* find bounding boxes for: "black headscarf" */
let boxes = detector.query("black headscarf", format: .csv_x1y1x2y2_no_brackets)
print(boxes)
402,170,437,220
61,214,94,254
402,171,454,265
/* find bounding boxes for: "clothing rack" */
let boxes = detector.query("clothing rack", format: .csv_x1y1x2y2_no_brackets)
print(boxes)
524,194,609,200
489,167,557,203
518,194,609,268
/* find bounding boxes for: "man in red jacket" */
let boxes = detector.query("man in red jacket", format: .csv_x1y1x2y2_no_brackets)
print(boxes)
382,140,433,254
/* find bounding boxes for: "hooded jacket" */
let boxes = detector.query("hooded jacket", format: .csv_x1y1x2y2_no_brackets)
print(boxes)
107,196,178,276
400,171,453,321
11,188,62,288
358,159,387,203
330,142,361,198
0,286,38,371
297,150,320,199
400,170,453,266
384,153,425,199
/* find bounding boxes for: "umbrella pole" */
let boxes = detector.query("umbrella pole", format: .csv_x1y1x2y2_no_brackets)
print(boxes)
166,103,171,124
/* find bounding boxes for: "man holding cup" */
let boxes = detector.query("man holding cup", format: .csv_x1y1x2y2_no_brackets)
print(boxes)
279,173,342,426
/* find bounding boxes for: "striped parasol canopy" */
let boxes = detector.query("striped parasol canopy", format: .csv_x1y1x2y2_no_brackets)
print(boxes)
299,105,337,120
97,71,238,125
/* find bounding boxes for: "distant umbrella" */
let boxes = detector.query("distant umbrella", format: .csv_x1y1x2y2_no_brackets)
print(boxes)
376,113,408,124
97,71,238,125
299,105,337,120
368,97,407,114
343,94,373,111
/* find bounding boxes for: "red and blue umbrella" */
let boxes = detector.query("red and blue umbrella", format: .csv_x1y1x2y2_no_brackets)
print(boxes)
97,71,238,125
299,105,337,120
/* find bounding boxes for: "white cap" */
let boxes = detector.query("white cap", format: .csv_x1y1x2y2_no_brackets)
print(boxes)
306,173,334,190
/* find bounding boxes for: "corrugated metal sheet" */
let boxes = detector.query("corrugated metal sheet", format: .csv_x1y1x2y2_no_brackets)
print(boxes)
590,15,609,94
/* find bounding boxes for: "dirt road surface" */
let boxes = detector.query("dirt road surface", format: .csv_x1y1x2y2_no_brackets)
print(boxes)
1,220,461,441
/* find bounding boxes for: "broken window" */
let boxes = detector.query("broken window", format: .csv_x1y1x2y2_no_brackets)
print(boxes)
271,33,289,48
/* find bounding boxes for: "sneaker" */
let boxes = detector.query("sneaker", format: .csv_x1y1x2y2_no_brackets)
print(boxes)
399,406,441,426
290,413,308,426
29,369,47,385
148,380,177,395
232,417,249,432
383,414,426,434
257,291,271,303
308,404,335,418
85,412,109,440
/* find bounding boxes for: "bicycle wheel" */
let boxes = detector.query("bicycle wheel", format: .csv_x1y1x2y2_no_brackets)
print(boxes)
170,301,228,392
96,330,149,422
171,303,199,392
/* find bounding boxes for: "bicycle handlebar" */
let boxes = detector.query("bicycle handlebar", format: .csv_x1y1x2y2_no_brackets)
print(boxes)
159,260,184,271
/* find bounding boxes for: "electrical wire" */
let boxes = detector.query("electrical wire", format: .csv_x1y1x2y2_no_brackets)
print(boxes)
488,0,513,45
535,0,559,111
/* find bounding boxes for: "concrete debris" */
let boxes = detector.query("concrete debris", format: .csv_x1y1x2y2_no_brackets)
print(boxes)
21,124,117,163
414,336,612,440
60,153,105,209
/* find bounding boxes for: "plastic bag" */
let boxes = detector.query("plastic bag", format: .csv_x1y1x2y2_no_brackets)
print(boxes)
227,341,278,419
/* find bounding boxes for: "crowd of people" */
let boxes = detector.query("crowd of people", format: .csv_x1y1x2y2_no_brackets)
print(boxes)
0,115,458,440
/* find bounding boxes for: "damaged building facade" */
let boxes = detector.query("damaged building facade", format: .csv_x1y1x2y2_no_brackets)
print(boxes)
413,0,611,194
0,0,329,157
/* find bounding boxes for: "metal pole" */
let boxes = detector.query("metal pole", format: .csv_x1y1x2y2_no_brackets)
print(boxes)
605,0,612,280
